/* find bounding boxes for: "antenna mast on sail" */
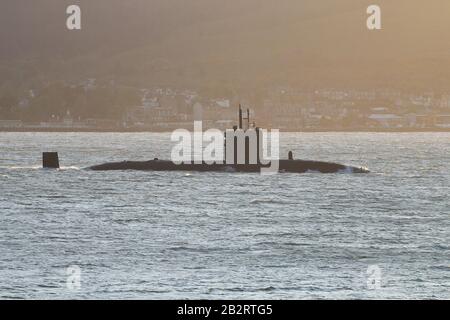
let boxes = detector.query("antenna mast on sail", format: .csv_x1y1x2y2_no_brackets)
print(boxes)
238,104,243,129
244,108,250,130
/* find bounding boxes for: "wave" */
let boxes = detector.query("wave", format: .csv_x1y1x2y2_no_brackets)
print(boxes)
250,197,287,204
0,165,81,171
59,166,81,170
0,165,41,170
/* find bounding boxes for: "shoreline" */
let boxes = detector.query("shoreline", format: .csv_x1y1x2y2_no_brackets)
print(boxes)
1,128,450,133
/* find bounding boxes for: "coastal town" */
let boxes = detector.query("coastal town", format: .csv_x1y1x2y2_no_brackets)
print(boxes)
1,79,450,132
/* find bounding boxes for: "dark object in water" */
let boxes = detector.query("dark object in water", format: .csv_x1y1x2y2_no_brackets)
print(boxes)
43,152,59,169
88,105,369,174
89,159,369,174
288,151,294,160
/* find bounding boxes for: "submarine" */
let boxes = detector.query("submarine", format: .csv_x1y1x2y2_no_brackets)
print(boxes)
88,159,368,173
84,106,369,174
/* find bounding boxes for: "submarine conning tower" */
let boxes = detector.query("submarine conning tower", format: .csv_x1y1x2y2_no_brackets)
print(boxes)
224,104,263,165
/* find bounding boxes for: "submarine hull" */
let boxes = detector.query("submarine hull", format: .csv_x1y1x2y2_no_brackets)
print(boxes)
87,106,370,174
88,160,369,173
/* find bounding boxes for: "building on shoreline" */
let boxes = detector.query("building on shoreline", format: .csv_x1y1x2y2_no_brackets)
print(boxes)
2,83,450,131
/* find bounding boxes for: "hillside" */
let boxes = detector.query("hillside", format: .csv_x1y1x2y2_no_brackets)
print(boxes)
1,0,450,92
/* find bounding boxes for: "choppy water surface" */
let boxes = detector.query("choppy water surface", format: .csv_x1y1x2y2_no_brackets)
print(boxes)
0,132,449,299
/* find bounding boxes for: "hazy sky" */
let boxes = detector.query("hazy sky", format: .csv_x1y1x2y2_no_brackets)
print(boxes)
1,0,450,90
